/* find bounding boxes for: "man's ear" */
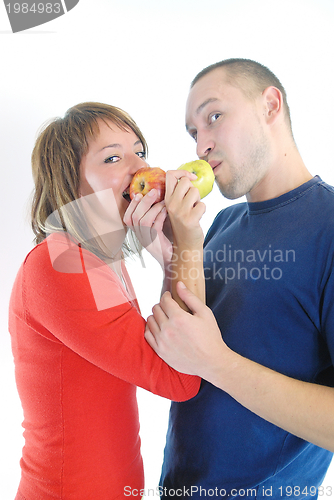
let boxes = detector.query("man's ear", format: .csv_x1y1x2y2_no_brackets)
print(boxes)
262,86,283,124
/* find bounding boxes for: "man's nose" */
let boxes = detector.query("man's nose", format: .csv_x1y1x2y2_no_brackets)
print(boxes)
196,132,214,160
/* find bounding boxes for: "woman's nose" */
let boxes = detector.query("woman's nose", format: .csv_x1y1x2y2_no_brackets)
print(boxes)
130,153,148,174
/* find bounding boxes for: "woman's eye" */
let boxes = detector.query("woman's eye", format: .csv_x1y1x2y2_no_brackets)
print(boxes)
104,156,120,163
209,113,221,124
136,151,146,159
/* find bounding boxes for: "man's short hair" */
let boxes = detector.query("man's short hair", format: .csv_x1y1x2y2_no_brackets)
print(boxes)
191,58,292,132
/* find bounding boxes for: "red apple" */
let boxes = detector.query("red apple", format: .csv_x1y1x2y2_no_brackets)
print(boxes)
129,167,166,202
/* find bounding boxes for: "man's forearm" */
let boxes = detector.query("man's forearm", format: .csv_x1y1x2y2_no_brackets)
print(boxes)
206,345,334,452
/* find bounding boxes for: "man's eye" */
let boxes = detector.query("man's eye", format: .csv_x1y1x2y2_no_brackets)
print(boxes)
104,156,120,163
136,151,146,159
209,113,221,124
190,132,197,142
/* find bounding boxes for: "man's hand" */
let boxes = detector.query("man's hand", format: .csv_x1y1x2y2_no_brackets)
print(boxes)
147,284,334,453
145,281,226,376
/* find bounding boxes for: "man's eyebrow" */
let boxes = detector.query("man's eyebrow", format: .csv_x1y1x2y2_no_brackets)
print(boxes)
196,97,219,115
186,98,219,131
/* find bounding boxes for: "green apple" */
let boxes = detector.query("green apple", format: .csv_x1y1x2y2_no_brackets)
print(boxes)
178,160,215,199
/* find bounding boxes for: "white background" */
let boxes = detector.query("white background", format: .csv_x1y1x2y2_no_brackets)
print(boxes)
1,0,334,497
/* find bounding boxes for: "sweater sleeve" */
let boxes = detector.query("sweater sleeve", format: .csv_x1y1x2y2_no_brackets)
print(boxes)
19,234,201,402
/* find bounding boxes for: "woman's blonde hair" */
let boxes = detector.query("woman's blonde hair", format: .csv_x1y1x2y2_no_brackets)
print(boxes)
31,102,147,259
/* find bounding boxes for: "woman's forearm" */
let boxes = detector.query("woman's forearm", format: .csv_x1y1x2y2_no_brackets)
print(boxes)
170,244,205,310
163,170,206,310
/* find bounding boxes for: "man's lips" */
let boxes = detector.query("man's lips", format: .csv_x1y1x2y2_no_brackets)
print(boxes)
208,160,221,171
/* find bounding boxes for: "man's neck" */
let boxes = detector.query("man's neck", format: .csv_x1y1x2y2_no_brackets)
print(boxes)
246,143,313,203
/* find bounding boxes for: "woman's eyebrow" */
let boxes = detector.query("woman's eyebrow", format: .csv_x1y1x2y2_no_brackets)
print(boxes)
100,143,121,151
99,140,143,152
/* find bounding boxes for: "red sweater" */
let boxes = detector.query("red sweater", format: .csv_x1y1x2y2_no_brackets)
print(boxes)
9,233,200,500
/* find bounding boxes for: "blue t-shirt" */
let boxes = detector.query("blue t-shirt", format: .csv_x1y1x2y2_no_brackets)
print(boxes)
160,176,334,499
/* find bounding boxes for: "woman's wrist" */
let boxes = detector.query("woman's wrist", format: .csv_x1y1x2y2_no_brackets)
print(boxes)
160,260,173,295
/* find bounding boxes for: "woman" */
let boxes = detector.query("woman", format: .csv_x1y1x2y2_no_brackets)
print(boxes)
8,102,204,500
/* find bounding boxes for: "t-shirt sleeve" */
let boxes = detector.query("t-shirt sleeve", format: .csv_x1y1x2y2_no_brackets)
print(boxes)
320,257,334,366
19,235,200,402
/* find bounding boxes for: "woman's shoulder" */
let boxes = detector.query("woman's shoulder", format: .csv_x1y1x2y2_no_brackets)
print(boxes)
22,232,135,314
24,232,95,274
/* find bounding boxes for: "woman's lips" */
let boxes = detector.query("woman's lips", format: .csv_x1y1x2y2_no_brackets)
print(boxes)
122,185,131,202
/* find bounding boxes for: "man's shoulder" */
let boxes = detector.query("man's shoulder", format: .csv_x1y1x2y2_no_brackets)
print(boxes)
210,201,247,228
213,201,247,223
309,179,334,221
317,178,334,198
204,202,247,245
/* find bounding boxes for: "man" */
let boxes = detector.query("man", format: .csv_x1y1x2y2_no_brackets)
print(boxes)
145,59,334,498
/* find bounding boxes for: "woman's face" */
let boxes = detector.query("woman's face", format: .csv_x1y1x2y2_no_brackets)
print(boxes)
79,119,148,220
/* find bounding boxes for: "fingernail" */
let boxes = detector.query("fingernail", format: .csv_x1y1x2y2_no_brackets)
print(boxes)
148,189,156,197
178,281,186,289
135,193,142,201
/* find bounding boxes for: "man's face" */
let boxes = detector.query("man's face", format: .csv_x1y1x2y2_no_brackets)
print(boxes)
185,68,271,200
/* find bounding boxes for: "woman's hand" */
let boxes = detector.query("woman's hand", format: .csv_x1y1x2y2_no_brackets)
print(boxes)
123,169,200,268
165,170,206,249
163,170,207,308
123,190,172,268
